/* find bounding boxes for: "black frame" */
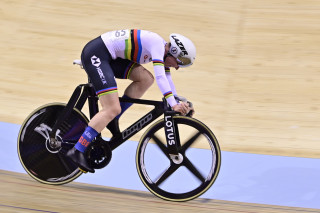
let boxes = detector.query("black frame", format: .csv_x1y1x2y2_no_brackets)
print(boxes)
49,83,180,153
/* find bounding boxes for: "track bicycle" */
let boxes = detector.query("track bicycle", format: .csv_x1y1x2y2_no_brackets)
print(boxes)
17,60,221,202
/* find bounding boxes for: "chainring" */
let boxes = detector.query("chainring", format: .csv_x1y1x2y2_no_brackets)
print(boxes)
86,138,112,169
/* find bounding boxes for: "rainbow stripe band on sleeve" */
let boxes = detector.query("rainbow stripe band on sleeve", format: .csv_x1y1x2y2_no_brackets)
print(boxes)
165,67,170,73
125,29,142,63
164,91,173,99
152,59,164,66
96,87,118,97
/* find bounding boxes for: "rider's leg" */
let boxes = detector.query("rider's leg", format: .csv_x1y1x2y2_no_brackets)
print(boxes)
116,64,154,119
88,93,121,132
66,36,120,172
124,64,154,98
67,93,121,173
76,93,120,151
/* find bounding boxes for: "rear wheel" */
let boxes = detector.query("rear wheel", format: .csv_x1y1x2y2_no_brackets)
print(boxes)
136,116,221,201
17,103,89,184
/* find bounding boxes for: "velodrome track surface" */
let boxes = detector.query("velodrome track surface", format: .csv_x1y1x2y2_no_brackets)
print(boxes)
1,122,320,211
1,0,320,212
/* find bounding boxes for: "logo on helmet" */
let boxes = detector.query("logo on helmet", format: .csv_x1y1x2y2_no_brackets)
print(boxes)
171,47,178,54
171,35,188,56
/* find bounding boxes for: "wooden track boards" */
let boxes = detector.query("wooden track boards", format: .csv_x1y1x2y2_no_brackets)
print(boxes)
0,1,319,211
1,170,318,213
1,0,320,157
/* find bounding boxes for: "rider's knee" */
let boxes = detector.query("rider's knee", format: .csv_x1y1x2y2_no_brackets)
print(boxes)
109,104,122,118
144,74,154,88
100,102,121,119
140,69,154,89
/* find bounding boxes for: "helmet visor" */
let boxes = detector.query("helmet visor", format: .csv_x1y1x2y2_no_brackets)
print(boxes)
176,56,192,67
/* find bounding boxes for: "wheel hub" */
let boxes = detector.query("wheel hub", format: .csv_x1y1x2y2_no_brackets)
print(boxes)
170,153,184,164
46,137,62,153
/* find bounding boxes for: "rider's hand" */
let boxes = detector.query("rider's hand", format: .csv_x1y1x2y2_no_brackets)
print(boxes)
172,102,190,116
187,105,195,117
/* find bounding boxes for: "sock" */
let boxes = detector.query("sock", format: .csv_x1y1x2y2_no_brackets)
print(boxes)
75,126,99,153
116,94,133,119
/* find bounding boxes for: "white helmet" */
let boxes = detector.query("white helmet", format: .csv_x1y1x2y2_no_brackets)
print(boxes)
169,33,196,68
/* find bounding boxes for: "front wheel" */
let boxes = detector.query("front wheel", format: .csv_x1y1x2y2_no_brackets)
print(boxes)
136,116,221,202
17,103,89,185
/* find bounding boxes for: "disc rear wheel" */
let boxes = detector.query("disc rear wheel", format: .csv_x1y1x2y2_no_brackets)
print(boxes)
17,103,89,184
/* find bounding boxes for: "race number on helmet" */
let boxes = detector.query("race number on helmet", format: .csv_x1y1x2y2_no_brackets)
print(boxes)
169,33,196,68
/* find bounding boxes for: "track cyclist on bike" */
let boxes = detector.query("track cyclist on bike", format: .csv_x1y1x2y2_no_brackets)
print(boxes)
67,29,196,173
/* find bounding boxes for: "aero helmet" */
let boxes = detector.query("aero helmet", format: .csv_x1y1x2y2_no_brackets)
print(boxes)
169,33,196,68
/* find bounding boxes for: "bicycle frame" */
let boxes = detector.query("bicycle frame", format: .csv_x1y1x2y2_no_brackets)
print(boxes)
50,83,180,155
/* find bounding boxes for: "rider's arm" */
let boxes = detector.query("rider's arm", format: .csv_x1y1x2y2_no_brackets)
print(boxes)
155,68,189,115
165,67,178,96
152,61,178,107
165,67,194,116
144,35,178,108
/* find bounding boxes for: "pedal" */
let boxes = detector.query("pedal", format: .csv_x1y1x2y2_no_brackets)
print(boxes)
79,167,88,173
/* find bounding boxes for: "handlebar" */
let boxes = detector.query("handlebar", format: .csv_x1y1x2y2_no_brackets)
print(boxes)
165,96,194,117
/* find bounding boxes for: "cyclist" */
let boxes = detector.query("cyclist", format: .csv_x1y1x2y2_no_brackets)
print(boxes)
67,29,196,173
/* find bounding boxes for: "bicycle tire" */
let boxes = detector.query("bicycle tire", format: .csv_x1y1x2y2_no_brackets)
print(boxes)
17,103,89,185
136,116,221,202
